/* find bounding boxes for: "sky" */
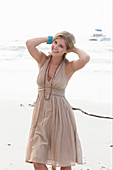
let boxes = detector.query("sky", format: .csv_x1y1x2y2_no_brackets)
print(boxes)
0,0,112,40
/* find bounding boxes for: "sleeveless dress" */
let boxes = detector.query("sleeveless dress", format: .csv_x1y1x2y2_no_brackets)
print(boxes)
25,57,83,167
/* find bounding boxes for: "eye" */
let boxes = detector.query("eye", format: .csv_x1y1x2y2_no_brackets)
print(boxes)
54,40,57,44
59,44,63,48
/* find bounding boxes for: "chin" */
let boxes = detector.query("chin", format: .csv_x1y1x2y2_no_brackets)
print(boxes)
51,52,58,57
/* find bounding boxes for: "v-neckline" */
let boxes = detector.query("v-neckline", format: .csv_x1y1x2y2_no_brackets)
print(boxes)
47,57,64,83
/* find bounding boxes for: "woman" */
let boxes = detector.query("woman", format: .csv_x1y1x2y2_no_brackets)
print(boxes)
25,31,90,170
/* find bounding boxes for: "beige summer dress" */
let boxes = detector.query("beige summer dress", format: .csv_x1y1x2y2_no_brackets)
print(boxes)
25,57,83,167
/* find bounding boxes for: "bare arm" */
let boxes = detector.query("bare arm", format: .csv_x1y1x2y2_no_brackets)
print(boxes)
26,37,49,63
71,46,90,71
66,46,90,79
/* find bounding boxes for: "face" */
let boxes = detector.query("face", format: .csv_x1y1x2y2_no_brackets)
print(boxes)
51,38,67,57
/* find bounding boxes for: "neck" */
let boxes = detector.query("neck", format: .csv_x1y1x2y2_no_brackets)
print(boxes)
51,56,63,65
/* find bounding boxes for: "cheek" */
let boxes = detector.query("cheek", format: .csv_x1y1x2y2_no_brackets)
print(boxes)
60,49,66,54
51,44,53,50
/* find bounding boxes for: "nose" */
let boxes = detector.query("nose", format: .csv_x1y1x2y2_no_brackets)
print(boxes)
53,43,58,49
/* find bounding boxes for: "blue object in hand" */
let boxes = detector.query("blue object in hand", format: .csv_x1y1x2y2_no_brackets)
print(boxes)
46,36,53,44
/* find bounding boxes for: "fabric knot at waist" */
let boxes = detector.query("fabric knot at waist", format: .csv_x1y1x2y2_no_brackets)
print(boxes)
38,87,65,97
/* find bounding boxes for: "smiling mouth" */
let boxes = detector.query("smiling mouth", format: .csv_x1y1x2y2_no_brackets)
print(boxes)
53,49,58,53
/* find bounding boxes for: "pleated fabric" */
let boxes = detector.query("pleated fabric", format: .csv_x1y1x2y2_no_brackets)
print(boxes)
25,57,83,167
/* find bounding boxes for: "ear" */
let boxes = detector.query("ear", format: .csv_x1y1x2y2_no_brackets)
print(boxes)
67,48,72,53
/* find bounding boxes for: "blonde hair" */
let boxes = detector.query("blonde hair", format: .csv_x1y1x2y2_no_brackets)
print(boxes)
53,31,76,50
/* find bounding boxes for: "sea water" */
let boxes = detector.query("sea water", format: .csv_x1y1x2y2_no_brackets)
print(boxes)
0,38,112,72
0,38,112,105
0,38,112,122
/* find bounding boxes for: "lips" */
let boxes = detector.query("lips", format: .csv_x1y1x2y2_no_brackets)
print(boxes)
53,49,58,53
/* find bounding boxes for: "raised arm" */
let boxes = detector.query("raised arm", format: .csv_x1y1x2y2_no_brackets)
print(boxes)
26,37,49,63
66,46,90,80
70,46,90,72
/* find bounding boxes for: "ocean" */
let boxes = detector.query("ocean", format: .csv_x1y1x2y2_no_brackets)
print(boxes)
0,38,112,116
0,38,112,72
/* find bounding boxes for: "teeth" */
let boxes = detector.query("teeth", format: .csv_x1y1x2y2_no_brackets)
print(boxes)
53,50,58,53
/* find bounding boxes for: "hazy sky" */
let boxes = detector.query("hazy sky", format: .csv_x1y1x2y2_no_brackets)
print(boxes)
0,0,112,40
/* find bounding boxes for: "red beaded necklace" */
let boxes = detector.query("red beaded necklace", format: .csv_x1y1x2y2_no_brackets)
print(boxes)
44,57,63,100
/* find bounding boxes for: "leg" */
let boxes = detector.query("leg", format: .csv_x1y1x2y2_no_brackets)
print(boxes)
33,163,48,170
61,166,71,170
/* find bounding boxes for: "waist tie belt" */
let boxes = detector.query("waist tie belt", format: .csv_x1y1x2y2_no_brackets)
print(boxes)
38,87,65,97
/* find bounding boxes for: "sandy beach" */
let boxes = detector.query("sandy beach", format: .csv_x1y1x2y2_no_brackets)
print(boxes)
0,59,112,170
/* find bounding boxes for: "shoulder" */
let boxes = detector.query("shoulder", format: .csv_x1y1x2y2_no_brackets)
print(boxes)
38,54,50,69
64,58,75,80
65,60,73,72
